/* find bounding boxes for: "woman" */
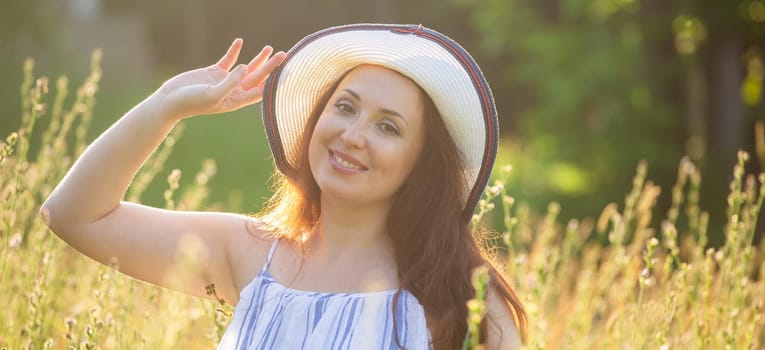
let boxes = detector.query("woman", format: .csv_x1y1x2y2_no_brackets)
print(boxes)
41,24,526,349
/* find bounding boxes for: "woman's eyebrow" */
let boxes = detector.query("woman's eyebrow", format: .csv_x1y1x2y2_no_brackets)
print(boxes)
342,88,361,100
341,88,409,126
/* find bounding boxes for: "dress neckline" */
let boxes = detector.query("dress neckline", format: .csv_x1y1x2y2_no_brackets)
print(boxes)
260,270,400,297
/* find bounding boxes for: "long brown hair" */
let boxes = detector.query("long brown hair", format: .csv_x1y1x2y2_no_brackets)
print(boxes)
259,68,527,349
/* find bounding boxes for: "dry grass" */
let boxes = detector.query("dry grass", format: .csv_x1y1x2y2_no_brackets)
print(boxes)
2,55,764,350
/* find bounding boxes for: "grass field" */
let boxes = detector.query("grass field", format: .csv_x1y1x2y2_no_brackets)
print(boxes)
1,55,763,349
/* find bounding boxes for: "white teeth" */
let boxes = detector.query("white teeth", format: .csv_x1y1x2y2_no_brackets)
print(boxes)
333,153,364,170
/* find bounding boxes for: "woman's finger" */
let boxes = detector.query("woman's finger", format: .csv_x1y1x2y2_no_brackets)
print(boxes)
230,85,266,109
207,64,247,101
242,51,287,90
215,38,243,71
245,46,274,75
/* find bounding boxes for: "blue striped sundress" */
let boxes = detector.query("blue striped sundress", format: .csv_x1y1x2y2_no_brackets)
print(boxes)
217,239,433,350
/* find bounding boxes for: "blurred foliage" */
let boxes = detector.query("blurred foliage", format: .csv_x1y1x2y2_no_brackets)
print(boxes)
456,0,682,221
0,0,53,47
0,0,58,136
456,0,765,244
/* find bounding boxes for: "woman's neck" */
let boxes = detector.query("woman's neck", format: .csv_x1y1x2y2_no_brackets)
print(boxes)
308,196,394,260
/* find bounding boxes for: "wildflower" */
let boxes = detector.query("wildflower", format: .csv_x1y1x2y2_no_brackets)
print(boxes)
8,233,22,248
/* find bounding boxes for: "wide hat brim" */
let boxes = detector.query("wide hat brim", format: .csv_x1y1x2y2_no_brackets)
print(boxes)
261,23,498,215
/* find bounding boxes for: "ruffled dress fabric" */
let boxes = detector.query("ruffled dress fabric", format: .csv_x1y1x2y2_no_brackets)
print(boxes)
217,240,432,350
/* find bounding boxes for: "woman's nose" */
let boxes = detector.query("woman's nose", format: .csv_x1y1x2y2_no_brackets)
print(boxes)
340,118,367,148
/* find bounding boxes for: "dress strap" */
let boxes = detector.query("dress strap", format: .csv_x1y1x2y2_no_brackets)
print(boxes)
261,239,280,273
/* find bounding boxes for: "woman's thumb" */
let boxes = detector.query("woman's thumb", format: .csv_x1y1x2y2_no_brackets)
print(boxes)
208,64,246,100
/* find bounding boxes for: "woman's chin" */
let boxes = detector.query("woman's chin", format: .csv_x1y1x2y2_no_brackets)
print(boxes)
317,182,389,208
318,184,365,203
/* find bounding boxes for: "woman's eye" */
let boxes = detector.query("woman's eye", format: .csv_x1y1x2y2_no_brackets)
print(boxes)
335,100,355,114
379,122,400,136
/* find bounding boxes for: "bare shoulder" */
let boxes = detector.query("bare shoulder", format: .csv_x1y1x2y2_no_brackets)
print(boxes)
142,209,276,304
485,285,523,350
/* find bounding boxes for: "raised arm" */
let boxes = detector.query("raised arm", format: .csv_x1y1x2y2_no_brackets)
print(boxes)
40,39,286,304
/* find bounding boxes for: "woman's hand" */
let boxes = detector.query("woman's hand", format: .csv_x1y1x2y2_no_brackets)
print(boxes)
152,38,287,121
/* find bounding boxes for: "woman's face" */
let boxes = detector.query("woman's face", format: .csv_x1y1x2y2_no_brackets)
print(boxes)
308,65,426,207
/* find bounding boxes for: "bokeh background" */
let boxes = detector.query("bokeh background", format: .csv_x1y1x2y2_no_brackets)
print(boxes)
3,0,764,246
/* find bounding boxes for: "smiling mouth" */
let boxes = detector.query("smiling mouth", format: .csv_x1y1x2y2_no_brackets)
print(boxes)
329,150,368,171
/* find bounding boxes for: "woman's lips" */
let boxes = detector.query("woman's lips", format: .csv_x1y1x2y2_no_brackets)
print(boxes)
329,149,368,172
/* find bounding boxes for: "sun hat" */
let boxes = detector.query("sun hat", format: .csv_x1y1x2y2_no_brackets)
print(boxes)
261,23,498,215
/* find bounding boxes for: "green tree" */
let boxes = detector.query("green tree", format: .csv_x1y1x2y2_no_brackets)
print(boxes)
456,0,685,223
455,0,765,245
